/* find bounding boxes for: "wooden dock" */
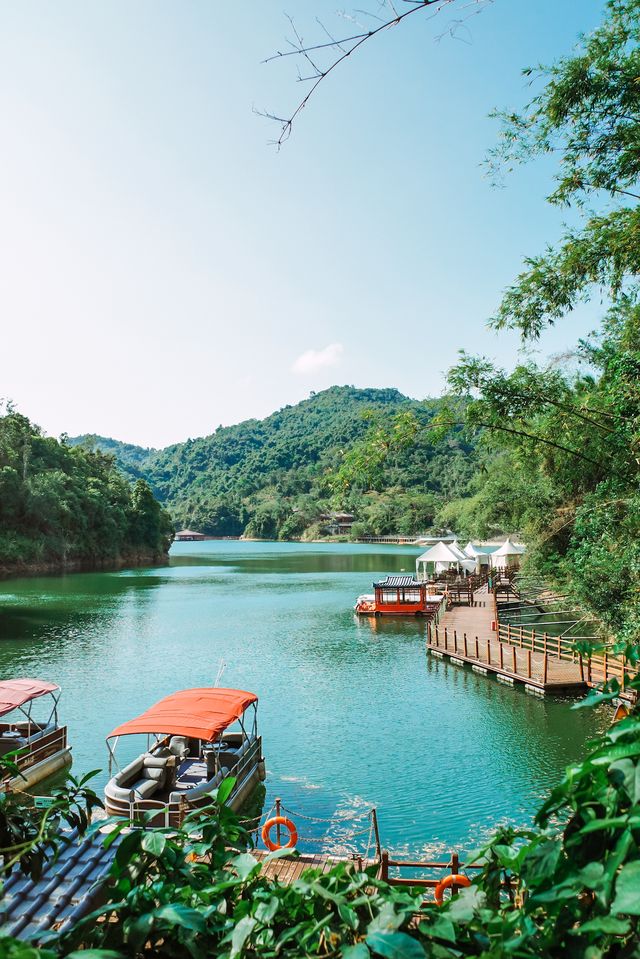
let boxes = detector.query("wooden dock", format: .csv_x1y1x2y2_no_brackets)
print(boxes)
427,586,588,694
252,849,374,883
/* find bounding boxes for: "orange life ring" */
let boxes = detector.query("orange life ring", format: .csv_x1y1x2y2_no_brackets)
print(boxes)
434,873,471,905
262,816,298,851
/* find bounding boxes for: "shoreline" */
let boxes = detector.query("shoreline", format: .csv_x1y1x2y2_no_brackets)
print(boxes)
0,549,170,582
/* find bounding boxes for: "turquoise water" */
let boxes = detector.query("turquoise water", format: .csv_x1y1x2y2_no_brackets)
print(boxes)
0,541,607,857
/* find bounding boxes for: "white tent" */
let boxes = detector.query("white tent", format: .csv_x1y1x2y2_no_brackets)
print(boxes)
464,541,494,569
492,537,526,569
416,541,466,579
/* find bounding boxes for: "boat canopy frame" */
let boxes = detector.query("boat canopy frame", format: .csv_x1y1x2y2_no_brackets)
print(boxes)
0,681,61,735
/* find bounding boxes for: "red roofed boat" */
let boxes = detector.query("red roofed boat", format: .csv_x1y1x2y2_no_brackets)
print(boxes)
354,576,445,617
0,679,71,791
104,687,264,824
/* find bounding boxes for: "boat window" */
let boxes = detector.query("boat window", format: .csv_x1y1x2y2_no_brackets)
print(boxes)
380,590,398,603
401,589,421,603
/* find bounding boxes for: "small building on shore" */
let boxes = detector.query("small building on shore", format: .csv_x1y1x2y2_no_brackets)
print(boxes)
174,529,206,542
320,512,356,536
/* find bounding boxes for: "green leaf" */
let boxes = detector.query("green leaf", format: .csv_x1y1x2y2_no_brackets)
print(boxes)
230,851,259,881
253,895,279,924
152,903,207,933
366,931,426,959
216,775,237,806
427,916,457,943
141,831,166,857
611,861,640,915
576,916,631,935
230,915,257,958
367,901,404,933
343,946,371,959
339,902,359,931
64,953,124,959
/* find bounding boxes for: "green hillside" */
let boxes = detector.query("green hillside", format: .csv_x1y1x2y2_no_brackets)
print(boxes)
73,386,479,539
0,409,173,575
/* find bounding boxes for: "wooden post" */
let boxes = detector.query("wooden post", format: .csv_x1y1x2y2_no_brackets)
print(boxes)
463,633,468,657
557,635,561,658
275,797,282,847
527,649,532,679
604,651,608,682
435,626,439,647
543,654,548,685
475,637,479,659
519,626,523,648
543,632,548,657
487,639,491,665
371,808,382,861
511,645,517,675
579,654,584,682
507,624,511,645
444,628,448,650
499,644,504,669
454,630,458,653
532,629,537,653
380,849,390,882
427,622,431,645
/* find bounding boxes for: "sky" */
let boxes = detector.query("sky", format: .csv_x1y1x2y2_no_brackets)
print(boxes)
0,0,607,448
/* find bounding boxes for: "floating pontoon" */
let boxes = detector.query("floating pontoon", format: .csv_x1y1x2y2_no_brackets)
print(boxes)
0,679,71,791
104,687,264,825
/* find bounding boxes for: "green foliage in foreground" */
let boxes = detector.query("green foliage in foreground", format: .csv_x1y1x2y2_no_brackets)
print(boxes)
0,407,173,572
73,387,479,540
2,684,640,958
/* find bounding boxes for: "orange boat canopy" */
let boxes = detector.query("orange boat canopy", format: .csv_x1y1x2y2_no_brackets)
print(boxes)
0,679,59,717
107,687,258,742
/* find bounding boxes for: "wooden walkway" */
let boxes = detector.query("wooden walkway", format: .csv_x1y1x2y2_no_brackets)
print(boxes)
252,849,374,883
427,587,588,695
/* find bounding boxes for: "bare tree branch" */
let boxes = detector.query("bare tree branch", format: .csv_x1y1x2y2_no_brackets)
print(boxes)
259,0,493,147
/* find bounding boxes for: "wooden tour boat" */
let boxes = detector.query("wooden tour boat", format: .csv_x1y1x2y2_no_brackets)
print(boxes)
104,686,265,825
0,679,72,791
355,576,445,617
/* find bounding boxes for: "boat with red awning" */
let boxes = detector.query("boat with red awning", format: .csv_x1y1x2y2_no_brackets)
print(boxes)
104,686,265,825
0,679,71,790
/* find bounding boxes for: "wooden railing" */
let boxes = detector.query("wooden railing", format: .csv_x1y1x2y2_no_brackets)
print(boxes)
496,623,630,690
378,849,482,892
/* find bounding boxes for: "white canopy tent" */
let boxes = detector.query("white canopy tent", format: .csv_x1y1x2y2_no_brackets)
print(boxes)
416,541,470,579
492,537,526,569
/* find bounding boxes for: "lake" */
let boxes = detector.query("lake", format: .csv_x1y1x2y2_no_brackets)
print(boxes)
0,541,607,858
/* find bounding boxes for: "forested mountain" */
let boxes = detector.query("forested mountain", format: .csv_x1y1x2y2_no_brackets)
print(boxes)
72,386,480,539
0,408,173,575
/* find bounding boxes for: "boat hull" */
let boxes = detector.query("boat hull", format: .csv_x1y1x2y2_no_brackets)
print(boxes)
7,748,72,792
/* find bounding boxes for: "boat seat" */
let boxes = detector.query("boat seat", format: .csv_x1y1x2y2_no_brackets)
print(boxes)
169,736,189,760
130,778,160,800
141,753,171,785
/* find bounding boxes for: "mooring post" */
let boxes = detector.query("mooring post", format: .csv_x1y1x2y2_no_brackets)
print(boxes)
371,808,382,861
381,849,390,882
487,639,491,665
578,653,584,682
275,797,282,847
454,630,458,653
543,654,548,685
475,637,479,659
527,649,532,679
512,645,517,674
499,644,504,669
463,632,468,657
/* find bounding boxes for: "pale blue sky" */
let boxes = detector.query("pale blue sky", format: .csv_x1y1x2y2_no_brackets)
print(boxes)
0,1,606,447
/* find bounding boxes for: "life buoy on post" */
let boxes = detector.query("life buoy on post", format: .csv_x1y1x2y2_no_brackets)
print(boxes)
434,873,471,905
262,816,298,851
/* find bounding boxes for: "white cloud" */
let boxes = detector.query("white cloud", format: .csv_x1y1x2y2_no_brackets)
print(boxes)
291,342,344,375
